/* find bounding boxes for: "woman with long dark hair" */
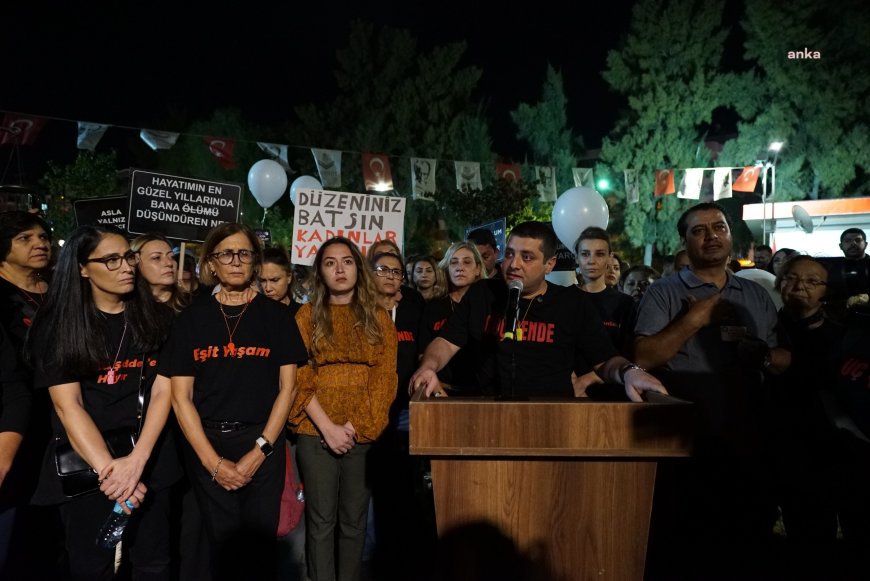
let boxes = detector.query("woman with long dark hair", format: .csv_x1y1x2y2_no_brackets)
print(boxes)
27,225,178,580
411,256,446,301
163,222,306,578
289,237,397,581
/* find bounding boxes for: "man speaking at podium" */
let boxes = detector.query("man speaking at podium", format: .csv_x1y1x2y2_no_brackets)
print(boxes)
410,221,665,401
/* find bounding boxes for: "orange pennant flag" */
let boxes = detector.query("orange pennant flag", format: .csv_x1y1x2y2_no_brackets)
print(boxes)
654,169,675,196
732,165,762,192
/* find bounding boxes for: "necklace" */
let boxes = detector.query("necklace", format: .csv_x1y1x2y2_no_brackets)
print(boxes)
219,300,251,350
0,272,45,308
514,288,546,342
106,315,128,385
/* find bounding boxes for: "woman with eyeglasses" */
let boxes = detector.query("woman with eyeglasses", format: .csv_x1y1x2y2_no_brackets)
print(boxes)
26,225,178,580
771,255,840,576
419,242,487,395
367,249,431,578
130,232,188,312
289,237,397,581
162,223,306,577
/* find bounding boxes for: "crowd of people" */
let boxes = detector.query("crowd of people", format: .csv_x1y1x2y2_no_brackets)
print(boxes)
0,206,868,580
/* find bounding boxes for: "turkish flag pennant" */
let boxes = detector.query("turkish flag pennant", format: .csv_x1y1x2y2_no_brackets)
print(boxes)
732,165,762,192
362,153,393,192
0,113,47,146
496,163,522,182
203,136,236,170
654,169,675,196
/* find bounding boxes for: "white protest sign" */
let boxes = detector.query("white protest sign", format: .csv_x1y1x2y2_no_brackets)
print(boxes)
292,189,406,265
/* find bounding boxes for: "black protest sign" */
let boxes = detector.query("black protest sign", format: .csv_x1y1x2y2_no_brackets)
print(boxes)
128,170,242,242
74,196,129,232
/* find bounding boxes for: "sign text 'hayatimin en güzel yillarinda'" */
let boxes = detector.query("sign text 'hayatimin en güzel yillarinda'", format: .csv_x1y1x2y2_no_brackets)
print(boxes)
292,188,406,265
127,170,242,242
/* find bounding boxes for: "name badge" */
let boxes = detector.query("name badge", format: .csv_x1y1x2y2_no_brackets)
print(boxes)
720,325,747,342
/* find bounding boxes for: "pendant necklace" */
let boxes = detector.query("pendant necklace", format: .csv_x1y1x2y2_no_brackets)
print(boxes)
515,288,546,342
106,315,128,385
220,299,251,351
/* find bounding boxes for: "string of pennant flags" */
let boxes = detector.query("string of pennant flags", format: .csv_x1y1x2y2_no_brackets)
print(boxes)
2,110,760,204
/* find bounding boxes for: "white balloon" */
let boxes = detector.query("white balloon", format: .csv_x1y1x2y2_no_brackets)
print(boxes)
247,160,288,209
289,175,323,205
551,187,609,251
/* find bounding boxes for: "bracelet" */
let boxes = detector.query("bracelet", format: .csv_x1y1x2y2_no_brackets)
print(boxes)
618,362,645,384
211,457,223,481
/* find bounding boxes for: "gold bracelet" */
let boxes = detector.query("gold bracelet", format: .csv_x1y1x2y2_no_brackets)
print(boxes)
211,457,223,481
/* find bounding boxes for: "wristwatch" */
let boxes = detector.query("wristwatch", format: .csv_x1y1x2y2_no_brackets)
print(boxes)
256,435,274,458
618,363,645,384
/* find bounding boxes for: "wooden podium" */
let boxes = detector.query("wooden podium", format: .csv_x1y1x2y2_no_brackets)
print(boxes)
410,392,693,580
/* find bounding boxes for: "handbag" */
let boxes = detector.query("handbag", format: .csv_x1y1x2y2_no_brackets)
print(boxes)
54,356,148,498
277,440,304,536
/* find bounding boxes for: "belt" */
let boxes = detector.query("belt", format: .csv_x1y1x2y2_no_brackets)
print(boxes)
201,420,256,433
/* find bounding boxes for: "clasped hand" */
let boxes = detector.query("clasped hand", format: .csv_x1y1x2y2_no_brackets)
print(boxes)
321,421,355,455
98,455,148,513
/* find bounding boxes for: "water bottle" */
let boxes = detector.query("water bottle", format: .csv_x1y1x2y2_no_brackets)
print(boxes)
96,500,135,549
295,483,305,503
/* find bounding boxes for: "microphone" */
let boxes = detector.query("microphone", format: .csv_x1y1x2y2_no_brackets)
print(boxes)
502,279,523,341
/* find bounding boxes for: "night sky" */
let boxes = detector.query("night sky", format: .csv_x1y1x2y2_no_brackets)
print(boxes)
2,0,641,171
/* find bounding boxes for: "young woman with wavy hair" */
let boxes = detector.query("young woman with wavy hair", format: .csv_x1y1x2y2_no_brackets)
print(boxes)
289,237,397,581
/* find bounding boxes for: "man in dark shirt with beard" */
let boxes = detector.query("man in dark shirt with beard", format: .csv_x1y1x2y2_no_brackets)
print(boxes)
410,221,664,401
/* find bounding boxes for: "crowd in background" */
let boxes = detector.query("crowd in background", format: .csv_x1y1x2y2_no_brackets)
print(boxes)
0,208,868,580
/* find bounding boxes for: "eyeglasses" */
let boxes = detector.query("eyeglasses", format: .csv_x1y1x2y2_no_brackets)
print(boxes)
209,249,255,265
82,251,140,271
374,265,404,279
781,274,827,289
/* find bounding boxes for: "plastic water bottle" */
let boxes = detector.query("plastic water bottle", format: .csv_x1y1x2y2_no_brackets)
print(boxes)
295,483,305,503
96,500,134,549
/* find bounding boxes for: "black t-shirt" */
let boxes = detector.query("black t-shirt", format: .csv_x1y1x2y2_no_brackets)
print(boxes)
0,277,50,505
421,295,483,393
836,314,870,440
0,276,44,358
161,293,307,422
581,286,635,357
391,287,425,416
439,279,617,397
31,311,180,503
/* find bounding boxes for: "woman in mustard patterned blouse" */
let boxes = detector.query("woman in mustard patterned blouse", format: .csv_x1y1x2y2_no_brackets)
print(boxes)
289,237,397,581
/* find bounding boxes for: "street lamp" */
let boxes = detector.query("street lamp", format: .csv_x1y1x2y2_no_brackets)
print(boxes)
761,141,784,245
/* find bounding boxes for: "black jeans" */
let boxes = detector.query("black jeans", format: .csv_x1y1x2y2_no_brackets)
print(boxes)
59,487,171,581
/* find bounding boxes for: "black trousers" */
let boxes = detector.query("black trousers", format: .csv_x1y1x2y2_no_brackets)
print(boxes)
58,487,171,581
184,423,285,580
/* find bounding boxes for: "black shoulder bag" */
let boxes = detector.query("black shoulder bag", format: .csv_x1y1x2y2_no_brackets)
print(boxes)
54,357,148,498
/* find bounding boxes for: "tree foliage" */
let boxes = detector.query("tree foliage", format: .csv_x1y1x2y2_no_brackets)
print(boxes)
511,65,579,190
294,21,496,254
40,150,124,239
718,0,870,200
598,0,737,254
